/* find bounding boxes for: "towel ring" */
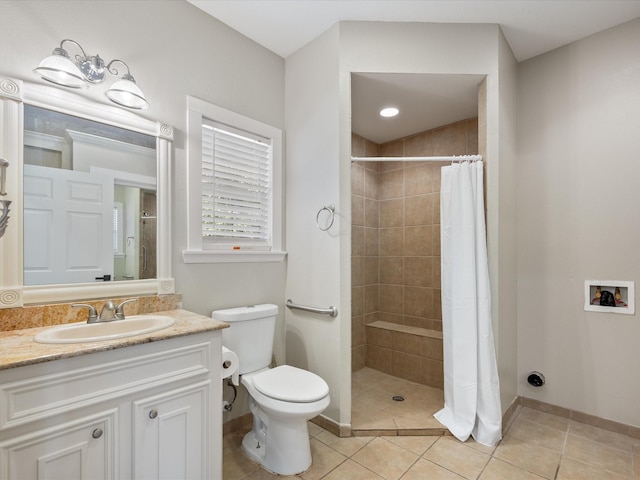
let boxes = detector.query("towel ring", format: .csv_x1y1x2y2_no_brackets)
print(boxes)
316,205,335,231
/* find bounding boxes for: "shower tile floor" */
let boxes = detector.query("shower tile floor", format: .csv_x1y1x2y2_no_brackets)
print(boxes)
351,367,446,435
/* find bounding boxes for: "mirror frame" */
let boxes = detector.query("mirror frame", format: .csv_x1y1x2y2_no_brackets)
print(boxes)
0,76,174,308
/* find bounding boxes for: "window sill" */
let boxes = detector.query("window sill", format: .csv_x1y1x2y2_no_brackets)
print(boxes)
182,250,287,264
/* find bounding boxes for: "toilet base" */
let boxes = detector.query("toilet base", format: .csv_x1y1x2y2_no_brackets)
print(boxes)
241,418,312,476
241,431,266,466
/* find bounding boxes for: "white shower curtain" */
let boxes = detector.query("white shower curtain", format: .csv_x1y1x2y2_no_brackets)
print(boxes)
434,160,502,447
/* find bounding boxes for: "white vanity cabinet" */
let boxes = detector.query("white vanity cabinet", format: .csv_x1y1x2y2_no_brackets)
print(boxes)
133,382,209,479
0,330,222,480
1,410,117,479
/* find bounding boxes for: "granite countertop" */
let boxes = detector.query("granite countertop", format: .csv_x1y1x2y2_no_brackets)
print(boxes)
0,309,228,371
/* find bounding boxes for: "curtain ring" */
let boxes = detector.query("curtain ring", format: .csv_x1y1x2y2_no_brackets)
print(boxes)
316,205,335,231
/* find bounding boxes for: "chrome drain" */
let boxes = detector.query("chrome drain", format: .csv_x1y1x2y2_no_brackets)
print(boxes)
391,394,405,402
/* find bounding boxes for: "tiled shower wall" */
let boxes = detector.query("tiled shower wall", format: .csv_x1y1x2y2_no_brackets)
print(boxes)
351,118,478,384
351,145,380,371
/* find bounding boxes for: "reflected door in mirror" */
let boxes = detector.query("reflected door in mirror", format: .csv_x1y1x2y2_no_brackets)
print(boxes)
23,105,157,286
24,165,114,285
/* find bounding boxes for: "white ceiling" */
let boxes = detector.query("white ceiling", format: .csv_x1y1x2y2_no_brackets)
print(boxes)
352,73,484,144
188,0,640,143
188,0,640,61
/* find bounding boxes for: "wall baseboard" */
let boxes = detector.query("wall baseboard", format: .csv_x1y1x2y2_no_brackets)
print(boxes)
224,396,640,440
518,396,640,440
310,414,352,437
501,395,521,434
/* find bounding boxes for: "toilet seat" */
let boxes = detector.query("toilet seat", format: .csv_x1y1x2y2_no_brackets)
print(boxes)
252,365,329,403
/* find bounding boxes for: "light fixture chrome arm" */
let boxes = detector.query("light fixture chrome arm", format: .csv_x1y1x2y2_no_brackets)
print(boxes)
59,38,89,60
54,39,107,84
105,59,130,77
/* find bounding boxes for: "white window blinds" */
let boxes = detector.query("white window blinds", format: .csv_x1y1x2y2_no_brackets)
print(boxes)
201,121,272,247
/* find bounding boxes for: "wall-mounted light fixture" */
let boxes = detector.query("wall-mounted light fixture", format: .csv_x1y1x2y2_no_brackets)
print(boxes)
34,39,149,110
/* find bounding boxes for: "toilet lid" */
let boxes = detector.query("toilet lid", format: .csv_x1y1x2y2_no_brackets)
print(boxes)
252,365,329,403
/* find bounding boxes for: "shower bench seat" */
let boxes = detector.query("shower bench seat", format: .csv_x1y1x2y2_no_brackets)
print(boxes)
365,321,443,389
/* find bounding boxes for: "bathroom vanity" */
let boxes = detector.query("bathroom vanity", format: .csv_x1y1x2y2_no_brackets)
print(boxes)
0,309,226,479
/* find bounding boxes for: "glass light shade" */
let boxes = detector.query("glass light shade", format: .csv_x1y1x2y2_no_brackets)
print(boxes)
34,54,86,88
105,78,149,109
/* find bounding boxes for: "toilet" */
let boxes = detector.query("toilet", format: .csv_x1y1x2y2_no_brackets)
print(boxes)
213,304,330,476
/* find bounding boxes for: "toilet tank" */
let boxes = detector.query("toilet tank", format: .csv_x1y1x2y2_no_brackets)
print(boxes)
213,304,278,375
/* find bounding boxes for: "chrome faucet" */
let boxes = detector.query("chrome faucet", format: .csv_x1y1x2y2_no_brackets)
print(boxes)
72,298,138,323
71,303,99,323
114,298,138,320
99,301,118,322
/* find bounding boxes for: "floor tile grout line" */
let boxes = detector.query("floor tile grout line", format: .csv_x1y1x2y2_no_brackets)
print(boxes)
230,370,639,479
553,425,638,480
395,454,424,480
223,418,638,480
314,453,350,480
474,455,491,480
348,451,405,480
416,437,468,479
490,443,559,480
515,408,564,480
314,431,375,459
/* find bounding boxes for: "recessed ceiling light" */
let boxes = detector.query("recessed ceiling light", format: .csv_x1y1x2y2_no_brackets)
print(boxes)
379,107,399,118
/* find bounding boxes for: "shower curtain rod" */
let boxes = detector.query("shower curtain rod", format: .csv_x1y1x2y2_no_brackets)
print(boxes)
351,154,482,162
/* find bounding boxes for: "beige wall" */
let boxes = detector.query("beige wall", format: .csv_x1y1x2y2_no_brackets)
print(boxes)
285,25,346,424
0,0,286,315
337,22,519,424
494,27,520,420
0,0,286,423
14,0,638,431
517,18,640,427
285,21,519,427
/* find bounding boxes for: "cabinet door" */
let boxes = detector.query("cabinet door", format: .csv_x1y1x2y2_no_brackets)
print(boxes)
133,381,210,480
0,410,116,480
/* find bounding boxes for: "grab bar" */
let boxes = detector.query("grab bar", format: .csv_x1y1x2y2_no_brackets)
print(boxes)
286,299,338,317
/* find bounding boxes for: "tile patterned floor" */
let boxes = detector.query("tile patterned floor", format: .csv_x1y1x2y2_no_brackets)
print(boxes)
352,368,445,434
224,368,640,479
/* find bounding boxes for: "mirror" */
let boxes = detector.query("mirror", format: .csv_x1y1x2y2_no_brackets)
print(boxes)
23,105,157,286
0,76,174,308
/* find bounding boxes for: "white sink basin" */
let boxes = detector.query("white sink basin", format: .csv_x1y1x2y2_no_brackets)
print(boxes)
34,315,176,344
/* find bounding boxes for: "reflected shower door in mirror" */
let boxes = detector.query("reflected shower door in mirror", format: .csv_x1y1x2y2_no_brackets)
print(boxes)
23,105,157,286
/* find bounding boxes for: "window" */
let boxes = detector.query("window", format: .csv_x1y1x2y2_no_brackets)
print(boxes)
183,96,285,263
201,121,272,247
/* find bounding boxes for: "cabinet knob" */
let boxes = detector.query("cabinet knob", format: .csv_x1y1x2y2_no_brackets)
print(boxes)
149,409,158,419
92,428,103,439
